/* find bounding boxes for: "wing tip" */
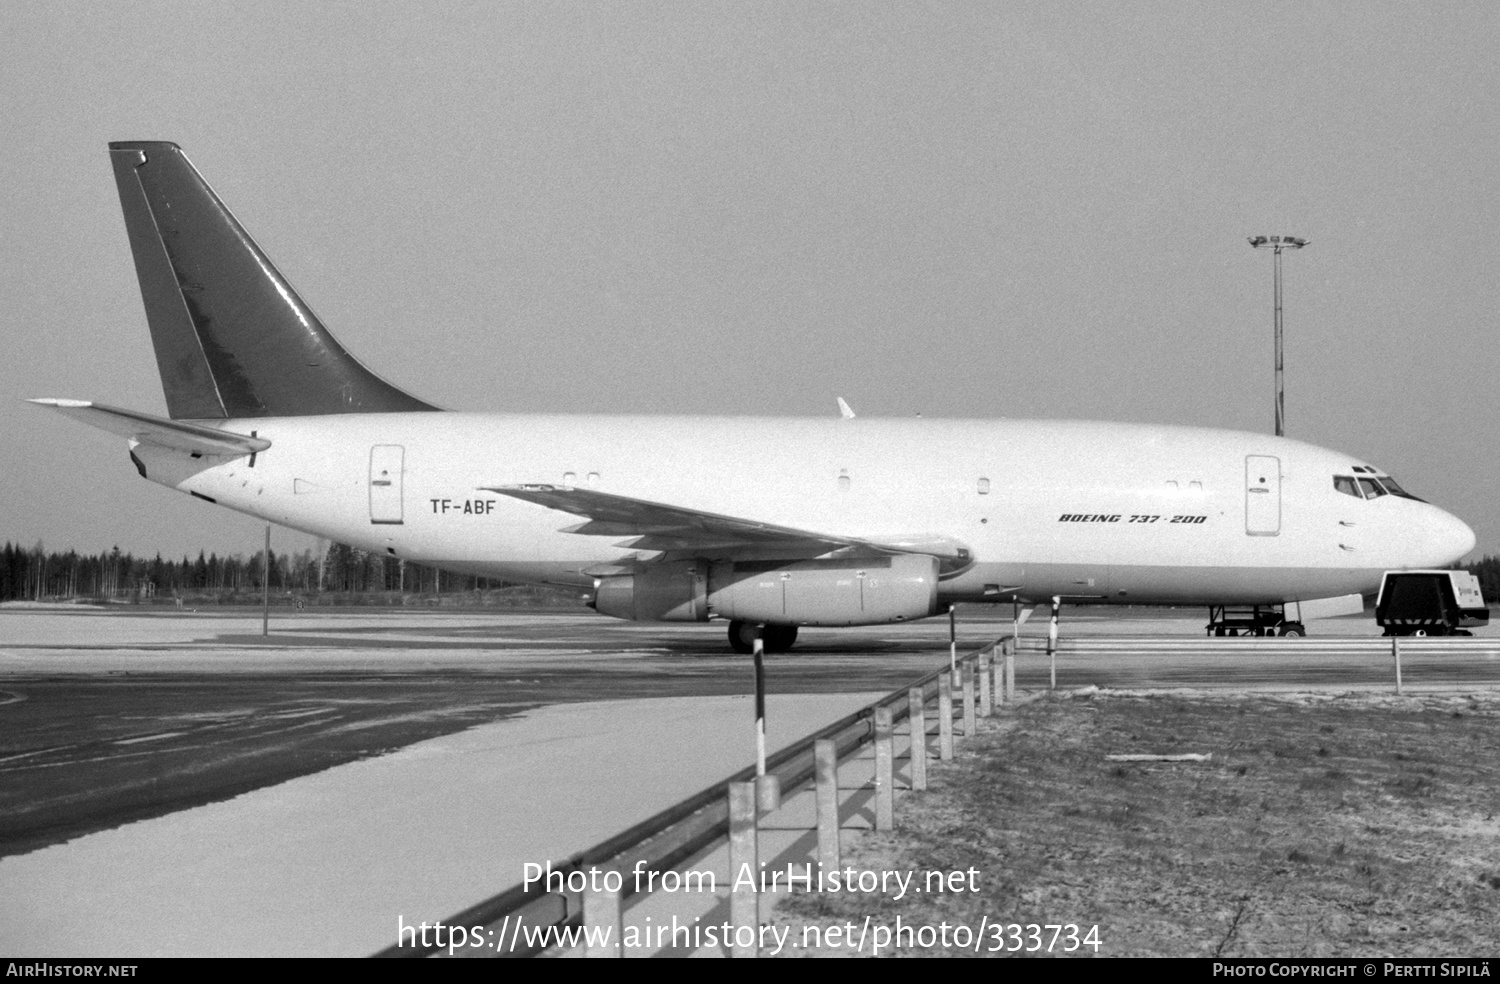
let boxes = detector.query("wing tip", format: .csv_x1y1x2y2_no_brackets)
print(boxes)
28,398,93,408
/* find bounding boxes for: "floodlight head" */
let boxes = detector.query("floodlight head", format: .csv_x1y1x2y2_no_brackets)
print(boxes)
1249,235,1309,249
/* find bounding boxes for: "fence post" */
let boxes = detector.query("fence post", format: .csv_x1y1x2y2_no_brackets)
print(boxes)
728,782,758,957
874,706,894,830
962,661,976,738
756,774,781,814
583,880,623,957
814,739,840,872
1393,635,1403,696
908,687,927,792
938,674,954,761
1003,642,1016,702
949,604,959,686
978,652,992,717
1049,596,1060,690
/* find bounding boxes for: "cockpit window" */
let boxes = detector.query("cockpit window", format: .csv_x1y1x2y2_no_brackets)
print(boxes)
1376,475,1424,501
1339,472,1426,502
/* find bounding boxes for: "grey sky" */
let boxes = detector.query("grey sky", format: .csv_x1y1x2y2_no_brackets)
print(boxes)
2,1,1496,561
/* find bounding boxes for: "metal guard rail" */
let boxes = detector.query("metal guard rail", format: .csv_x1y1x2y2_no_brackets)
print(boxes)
376,641,1001,957
1011,636,1500,654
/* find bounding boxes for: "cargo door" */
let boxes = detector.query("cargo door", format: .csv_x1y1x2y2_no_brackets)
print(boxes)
369,445,405,525
1245,455,1280,536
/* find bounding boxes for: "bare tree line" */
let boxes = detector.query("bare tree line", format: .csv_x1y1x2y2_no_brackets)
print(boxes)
0,540,578,607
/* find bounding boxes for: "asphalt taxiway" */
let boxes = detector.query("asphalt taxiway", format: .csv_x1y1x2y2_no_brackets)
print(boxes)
3,605,1497,859
1,603,1496,956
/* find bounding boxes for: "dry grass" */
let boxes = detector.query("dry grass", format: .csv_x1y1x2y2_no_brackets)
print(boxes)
775,689,1500,957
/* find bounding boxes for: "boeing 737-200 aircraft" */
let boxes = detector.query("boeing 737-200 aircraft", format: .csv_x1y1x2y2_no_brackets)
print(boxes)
32,142,1477,651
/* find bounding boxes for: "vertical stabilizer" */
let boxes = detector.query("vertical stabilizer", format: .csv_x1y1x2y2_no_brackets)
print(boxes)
108,141,439,418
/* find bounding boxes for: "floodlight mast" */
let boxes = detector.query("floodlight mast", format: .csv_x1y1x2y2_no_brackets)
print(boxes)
1248,235,1308,437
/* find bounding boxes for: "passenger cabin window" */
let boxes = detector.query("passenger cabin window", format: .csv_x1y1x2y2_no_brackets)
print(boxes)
1334,476,1360,498
977,477,990,495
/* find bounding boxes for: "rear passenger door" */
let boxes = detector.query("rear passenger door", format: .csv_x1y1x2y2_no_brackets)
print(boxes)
369,445,405,525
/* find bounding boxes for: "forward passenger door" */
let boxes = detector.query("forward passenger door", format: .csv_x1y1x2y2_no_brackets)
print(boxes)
1245,455,1281,536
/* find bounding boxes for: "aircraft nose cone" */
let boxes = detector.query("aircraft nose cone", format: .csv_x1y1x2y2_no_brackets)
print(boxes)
1431,509,1477,566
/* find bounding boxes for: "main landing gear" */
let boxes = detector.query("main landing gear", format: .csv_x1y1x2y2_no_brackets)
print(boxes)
727,620,799,654
1205,605,1306,638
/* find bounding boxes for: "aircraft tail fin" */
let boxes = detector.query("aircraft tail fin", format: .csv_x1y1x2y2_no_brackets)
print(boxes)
107,141,439,419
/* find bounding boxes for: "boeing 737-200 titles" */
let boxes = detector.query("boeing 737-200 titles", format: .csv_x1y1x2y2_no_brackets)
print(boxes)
32,142,1477,651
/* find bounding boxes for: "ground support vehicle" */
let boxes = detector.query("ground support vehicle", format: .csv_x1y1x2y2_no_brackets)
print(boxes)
1376,570,1489,637
1205,604,1305,637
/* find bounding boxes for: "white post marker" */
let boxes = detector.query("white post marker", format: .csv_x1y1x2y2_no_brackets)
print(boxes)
1009,605,1032,699
751,629,779,811
1013,601,1033,654
1393,635,1403,696
938,674,954,761
262,524,270,637
754,630,766,776
978,653,992,717
962,662,976,738
583,880,623,958
1049,596,1061,690
874,705,894,830
728,782,758,958
814,739,840,871
949,604,958,686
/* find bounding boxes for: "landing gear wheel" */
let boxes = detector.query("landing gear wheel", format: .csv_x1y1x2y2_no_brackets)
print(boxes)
727,620,756,654
1280,623,1305,638
762,625,799,653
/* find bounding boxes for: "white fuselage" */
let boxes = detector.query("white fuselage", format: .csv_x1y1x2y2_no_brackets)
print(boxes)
132,414,1476,609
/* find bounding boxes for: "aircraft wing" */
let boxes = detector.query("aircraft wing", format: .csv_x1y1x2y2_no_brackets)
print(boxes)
483,484,971,568
28,399,270,456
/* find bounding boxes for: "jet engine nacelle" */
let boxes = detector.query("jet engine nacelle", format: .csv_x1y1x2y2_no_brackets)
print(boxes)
592,555,941,626
592,561,708,622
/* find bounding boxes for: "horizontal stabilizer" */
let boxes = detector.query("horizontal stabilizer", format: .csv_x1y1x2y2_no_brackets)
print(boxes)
28,399,270,456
